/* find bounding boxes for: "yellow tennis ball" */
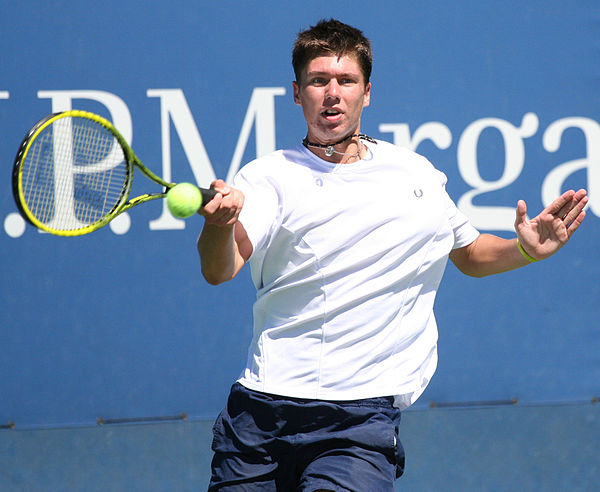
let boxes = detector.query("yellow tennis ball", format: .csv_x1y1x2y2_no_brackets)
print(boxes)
167,183,203,218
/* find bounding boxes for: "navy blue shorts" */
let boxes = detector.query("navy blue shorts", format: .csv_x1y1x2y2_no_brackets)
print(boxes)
208,383,405,491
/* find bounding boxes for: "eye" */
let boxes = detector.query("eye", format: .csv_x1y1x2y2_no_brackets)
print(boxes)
310,77,327,86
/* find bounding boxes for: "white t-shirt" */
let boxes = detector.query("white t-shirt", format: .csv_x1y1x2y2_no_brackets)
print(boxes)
232,140,479,409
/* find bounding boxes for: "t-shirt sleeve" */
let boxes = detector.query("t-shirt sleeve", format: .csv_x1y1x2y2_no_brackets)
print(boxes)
435,169,480,249
232,162,282,256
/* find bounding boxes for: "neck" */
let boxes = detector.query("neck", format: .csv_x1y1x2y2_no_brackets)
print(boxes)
302,133,376,163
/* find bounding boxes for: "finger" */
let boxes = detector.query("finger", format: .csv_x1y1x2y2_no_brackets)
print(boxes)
552,190,588,227
211,207,240,226
200,192,223,213
563,194,588,223
197,192,226,219
204,210,232,226
200,193,242,225
210,179,231,195
544,189,576,216
567,210,587,237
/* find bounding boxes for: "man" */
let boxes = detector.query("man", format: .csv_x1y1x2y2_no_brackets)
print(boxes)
197,19,587,491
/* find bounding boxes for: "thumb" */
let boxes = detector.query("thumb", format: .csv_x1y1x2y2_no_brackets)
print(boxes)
211,179,230,195
514,199,528,229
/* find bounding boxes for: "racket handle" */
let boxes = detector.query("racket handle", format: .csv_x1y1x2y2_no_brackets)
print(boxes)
199,187,218,206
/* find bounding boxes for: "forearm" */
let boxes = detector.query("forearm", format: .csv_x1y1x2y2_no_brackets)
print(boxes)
197,223,246,285
449,233,531,278
195,179,251,285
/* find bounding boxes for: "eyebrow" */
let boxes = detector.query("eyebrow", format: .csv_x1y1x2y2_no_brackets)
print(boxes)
305,70,361,79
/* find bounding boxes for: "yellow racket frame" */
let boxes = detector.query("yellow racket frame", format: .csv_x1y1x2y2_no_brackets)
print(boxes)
13,110,174,236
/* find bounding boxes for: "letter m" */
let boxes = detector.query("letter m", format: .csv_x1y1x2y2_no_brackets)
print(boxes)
147,87,286,230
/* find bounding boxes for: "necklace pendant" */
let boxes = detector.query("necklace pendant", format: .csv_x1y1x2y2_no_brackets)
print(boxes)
325,146,335,157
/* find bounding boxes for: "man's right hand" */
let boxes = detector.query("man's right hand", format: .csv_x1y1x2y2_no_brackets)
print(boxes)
198,179,245,227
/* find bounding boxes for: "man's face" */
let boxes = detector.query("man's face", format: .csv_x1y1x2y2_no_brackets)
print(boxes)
293,54,371,145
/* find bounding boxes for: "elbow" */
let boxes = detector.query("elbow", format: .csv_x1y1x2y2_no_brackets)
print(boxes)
203,275,224,286
449,240,493,278
462,269,488,279
453,262,493,278
201,261,239,285
451,260,489,278
201,268,231,286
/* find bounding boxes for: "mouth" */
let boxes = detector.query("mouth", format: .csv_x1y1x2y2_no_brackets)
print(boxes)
322,108,342,120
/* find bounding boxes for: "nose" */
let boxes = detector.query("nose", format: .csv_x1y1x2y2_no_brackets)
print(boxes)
325,79,340,99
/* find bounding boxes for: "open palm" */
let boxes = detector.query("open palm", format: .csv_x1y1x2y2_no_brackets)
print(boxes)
515,189,588,260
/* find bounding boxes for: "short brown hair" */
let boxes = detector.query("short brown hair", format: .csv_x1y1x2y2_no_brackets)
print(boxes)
292,19,373,84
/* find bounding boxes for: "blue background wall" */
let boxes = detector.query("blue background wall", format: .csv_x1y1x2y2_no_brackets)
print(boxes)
1,1,598,490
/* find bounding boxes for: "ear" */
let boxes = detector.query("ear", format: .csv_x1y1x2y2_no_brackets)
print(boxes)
292,81,301,106
363,82,371,108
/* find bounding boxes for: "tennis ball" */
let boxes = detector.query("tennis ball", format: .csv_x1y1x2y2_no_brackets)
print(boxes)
167,183,203,218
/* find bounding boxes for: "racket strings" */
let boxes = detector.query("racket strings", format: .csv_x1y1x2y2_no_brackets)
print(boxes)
20,116,129,231
23,132,49,220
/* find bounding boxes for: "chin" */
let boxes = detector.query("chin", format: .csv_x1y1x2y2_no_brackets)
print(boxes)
314,127,351,143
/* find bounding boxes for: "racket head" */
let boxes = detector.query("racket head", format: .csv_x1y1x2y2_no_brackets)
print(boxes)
12,110,134,236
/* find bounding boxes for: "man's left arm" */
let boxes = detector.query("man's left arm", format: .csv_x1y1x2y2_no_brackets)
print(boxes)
450,189,588,278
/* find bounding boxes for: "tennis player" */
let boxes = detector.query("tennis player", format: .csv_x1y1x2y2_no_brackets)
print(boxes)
197,19,588,491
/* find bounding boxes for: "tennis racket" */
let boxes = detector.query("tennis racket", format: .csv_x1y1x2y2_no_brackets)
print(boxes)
12,110,216,236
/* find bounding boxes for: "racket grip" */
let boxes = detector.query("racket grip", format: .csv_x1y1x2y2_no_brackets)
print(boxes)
199,187,218,206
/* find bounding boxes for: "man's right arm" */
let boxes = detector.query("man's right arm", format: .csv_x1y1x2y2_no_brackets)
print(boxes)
196,180,253,285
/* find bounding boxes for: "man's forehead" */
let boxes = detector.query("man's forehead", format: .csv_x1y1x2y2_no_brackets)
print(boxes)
303,54,363,76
